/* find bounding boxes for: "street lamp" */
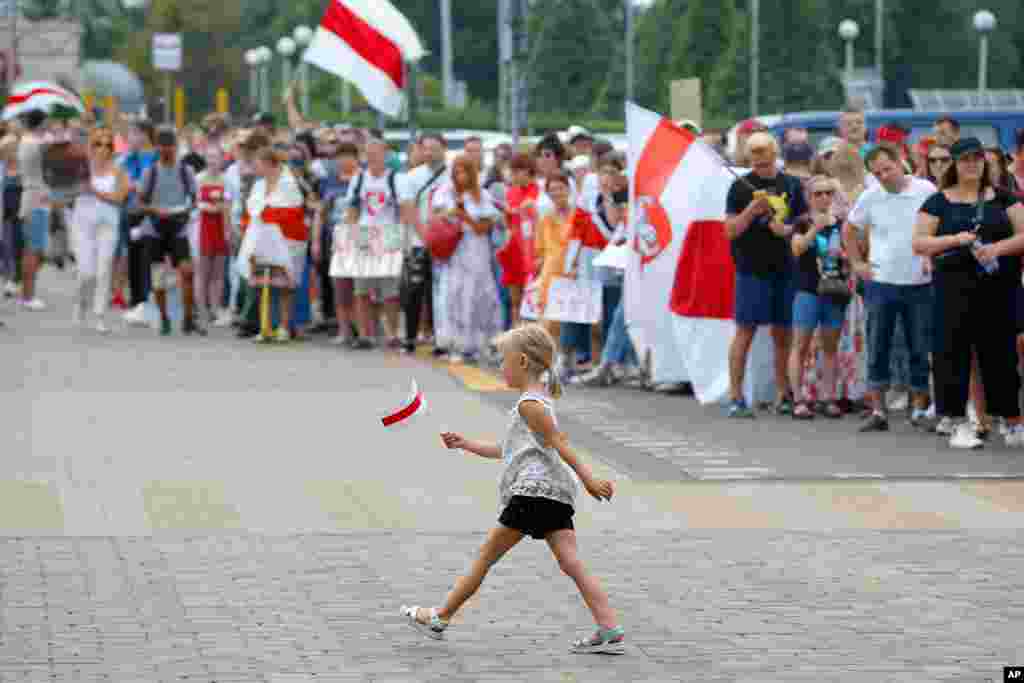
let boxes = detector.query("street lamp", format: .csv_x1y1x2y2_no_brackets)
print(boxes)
276,36,296,108
293,25,313,115
256,46,273,113
838,19,860,81
244,48,260,110
973,9,996,93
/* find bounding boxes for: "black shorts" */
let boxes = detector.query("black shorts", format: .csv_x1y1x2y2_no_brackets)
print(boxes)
146,217,191,267
499,495,574,540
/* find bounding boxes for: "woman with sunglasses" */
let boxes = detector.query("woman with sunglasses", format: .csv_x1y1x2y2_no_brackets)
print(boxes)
789,176,849,419
924,146,953,185
71,126,130,333
913,137,1024,448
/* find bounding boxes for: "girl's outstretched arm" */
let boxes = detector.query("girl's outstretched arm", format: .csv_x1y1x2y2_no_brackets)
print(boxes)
441,432,501,460
518,401,614,501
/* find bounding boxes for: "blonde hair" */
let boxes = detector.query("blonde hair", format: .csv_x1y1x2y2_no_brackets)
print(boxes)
494,324,563,398
808,174,839,194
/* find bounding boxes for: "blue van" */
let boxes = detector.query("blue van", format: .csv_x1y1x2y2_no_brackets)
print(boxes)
762,109,1024,151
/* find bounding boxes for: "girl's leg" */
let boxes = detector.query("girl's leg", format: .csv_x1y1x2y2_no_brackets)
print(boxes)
195,253,212,312
545,529,617,630
209,255,226,317
420,525,524,623
279,290,293,332
507,285,522,327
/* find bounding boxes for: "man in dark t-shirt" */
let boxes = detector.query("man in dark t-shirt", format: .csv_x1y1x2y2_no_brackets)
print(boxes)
723,132,808,418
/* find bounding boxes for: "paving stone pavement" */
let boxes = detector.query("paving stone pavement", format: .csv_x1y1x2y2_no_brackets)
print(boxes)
0,532,1021,682
2,271,1023,681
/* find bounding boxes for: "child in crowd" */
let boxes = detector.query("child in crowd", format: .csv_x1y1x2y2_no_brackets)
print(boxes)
401,324,624,654
196,148,230,325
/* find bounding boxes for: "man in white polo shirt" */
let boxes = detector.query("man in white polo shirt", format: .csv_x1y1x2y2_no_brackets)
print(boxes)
844,143,936,433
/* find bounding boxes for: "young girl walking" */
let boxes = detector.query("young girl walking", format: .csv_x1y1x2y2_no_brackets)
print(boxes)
401,323,625,654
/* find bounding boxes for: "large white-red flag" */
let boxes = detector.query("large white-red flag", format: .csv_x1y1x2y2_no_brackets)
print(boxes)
303,0,426,118
625,103,774,405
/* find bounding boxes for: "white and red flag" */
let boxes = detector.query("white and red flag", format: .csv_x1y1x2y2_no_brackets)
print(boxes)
3,81,84,120
303,0,426,118
625,103,774,405
381,380,427,428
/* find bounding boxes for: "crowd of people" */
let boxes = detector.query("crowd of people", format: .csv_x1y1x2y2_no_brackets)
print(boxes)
724,112,1024,450
2,97,1024,450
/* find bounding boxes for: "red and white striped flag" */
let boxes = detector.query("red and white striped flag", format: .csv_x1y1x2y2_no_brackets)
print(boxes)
625,103,775,405
381,380,428,428
303,0,426,118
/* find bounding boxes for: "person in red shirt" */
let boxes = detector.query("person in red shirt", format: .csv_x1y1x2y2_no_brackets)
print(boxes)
498,153,540,326
196,146,230,324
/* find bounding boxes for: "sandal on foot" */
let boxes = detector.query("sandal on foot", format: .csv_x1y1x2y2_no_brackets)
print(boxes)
571,625,626,655
792,401,815,420
400,605,448,640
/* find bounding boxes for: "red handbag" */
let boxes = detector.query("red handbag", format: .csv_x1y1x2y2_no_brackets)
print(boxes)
425,215,463,262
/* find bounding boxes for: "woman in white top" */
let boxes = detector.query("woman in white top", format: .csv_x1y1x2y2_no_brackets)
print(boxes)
237,145,308,342
430,155,502,362
72,126,129,333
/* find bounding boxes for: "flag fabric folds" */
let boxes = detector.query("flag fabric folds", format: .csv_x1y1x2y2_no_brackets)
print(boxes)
3,81,84,121
624,102,775,405
303,0,426,118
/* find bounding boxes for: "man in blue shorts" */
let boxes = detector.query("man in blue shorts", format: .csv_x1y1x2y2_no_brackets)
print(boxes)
724,132,808,417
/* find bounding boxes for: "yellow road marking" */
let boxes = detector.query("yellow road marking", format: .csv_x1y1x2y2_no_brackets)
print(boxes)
143,481,242,530
0,481,63,532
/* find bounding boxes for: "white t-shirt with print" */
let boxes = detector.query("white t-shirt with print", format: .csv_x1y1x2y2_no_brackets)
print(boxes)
848,176,936,286
345,170,400,228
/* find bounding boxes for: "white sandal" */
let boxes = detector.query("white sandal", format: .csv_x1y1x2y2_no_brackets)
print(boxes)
400,605,448,640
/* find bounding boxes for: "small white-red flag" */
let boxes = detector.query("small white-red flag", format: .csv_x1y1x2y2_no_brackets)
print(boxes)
303,0,425,118
381,380,427,428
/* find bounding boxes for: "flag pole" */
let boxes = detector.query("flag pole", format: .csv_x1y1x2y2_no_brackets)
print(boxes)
406,59,418,145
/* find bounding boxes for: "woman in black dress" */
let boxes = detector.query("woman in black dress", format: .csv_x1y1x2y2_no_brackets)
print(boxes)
912,137,1024,449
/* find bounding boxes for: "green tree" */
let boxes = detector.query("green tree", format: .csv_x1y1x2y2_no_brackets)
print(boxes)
705,7,750,126
115,0,245,116
668,0,736,109
634,0,688,112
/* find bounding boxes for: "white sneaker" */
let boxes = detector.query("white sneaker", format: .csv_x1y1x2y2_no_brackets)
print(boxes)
213,309,235,328
3,281,18,298
330,334,350,346
123,303,148,327
949,422,983,450
94,320,110,335
934,416,956,436
1004,424,1024,447
887,391,909,412
21,297,46,311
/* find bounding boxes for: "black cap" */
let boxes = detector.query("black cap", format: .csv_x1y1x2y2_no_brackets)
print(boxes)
154,127,177,147
950,137,983,159
782,141,814,164
251,112,275,127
